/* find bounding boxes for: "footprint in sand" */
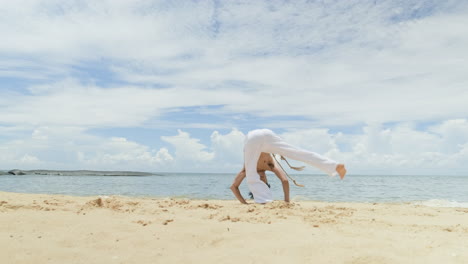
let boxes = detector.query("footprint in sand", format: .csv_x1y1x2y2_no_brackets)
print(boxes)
162,219,174,225
135,220,152,226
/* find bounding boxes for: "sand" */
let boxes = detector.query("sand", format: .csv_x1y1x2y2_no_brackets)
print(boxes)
0,191,467,264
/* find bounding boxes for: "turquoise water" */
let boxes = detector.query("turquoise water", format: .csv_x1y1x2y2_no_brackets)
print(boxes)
1,173,467,206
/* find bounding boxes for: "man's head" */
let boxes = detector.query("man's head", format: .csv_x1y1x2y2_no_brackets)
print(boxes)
249,182,270,199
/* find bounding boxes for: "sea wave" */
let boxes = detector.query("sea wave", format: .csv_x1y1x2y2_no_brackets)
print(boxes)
413,199,468,208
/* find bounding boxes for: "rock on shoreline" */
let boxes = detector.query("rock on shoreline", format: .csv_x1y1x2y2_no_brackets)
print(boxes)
4,169,157,176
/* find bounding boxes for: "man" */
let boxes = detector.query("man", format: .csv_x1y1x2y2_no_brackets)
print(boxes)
231,129,347,204
230,152,290,204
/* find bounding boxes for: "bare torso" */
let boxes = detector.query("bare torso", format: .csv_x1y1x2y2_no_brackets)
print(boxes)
256,152,275,172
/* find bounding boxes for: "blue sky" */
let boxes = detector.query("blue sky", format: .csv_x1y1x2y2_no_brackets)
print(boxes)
1,0,468,175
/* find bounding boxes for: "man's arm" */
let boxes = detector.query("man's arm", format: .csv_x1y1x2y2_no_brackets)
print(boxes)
230,168,248,204
271,166,290,202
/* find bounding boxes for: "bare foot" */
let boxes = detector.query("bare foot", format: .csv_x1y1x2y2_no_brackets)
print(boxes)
336,164,346,180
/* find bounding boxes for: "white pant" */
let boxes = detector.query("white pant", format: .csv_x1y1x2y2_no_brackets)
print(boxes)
244,129,339,203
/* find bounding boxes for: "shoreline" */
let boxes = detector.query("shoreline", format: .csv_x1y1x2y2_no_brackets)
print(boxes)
1,190,468,208
1,191,467,263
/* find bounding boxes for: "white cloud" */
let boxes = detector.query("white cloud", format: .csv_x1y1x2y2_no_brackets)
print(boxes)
69,136,175,170
224,120,464,175
0,152,42,169
429,119,468,153
161,129,214,163
279,129,338,156
0,126,173,171
210,128,245,170
1,1,468,128
1,1,468,174
130,122,468,175
0,120,468,174
19,154,41,165
337,121,468,174
0,79,250,128
154,148,173,163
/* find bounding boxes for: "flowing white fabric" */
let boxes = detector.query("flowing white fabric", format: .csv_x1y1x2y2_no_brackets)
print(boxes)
244,129,339,203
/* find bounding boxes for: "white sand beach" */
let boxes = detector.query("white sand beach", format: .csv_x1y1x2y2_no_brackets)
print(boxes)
1,191,467,264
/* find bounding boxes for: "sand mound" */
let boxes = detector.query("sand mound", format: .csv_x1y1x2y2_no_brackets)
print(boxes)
80,196,140,212
264,201,298,209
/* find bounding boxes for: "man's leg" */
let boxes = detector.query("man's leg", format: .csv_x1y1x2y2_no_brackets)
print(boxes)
263,131,343,177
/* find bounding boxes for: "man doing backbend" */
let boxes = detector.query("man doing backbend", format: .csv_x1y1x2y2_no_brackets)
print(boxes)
231,129,346,204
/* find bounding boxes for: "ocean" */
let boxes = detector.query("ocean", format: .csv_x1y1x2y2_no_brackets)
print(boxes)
1,173,467,207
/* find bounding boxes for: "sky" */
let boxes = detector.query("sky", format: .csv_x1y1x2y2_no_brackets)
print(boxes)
1,0,468,175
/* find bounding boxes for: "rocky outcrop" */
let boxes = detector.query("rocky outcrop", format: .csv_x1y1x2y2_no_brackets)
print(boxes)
5,170,157,176
8,169,26,175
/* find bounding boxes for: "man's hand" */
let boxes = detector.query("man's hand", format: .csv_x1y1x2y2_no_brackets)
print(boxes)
231,170,248,204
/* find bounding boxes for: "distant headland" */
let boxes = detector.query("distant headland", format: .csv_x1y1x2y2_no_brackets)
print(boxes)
0,169,159,176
